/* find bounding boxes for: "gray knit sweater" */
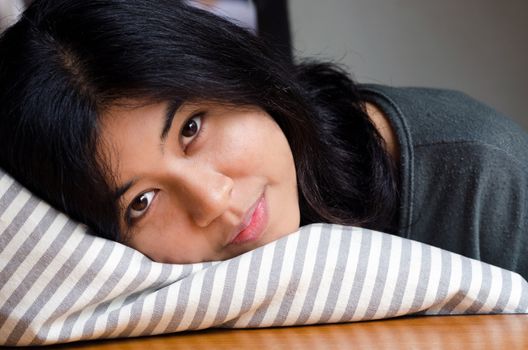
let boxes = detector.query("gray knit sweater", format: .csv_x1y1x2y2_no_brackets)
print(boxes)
360,84,528,278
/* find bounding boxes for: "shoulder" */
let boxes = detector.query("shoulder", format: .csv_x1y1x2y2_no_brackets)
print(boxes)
359,84,528,162
360,84,528,248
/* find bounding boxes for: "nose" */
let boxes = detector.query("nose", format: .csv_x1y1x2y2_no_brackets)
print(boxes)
173,163,233,228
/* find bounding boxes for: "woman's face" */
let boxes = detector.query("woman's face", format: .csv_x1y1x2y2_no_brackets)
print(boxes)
99,100,300,263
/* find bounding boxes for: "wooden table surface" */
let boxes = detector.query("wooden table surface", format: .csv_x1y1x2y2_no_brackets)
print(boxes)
23,315,528,349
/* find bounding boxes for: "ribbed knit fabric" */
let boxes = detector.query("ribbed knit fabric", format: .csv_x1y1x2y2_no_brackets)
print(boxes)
361,84,528,279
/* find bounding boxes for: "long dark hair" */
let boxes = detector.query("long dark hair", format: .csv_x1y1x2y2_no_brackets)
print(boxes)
0,0,398,242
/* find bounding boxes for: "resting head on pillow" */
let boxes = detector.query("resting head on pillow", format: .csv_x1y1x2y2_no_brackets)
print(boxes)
1,0,527,274
0,0,403,264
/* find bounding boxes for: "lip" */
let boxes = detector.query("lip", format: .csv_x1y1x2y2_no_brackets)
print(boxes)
229,192,268,245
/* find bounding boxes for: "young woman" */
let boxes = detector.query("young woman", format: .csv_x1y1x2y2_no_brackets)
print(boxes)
0,0,526,277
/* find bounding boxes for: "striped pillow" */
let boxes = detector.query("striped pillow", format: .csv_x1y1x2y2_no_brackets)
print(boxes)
1,168,527,346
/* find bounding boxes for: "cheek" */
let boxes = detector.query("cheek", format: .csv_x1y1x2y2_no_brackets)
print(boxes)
129,217,205,264
215,118,295,179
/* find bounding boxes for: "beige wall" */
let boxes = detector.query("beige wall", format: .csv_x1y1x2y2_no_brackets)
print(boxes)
289,0,528,130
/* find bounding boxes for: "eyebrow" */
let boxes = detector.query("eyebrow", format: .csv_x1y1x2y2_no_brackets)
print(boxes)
160,100,182,144
113,101,182,202
114,178,135,202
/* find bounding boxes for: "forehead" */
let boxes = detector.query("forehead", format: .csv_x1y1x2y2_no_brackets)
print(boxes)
100,100,166,136
97,100,169,182
100,102,165,146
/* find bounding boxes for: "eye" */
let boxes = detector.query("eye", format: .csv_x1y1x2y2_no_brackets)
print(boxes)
127,190,156,220
180,113,203,148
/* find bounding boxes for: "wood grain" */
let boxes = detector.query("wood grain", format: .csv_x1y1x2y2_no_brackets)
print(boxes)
34,315,528,350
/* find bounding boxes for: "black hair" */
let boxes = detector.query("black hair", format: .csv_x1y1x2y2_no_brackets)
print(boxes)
0,0,398,242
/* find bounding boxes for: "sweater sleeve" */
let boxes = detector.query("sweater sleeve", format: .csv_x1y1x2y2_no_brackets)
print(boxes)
360,84,528,279
411,140,528,277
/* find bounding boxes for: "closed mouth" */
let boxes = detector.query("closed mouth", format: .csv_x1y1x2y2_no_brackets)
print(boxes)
229,192,268,245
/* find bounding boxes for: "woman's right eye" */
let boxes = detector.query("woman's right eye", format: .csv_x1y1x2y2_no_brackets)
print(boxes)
180,113,203,148
127,190,156,220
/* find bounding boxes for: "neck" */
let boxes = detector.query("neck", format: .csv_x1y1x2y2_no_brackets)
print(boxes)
365,102,399,163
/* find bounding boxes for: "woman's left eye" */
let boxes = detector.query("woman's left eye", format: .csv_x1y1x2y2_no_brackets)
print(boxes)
180,113,203,148
127,190,157,221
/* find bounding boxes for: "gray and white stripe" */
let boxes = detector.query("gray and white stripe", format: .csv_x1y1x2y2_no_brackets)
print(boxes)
1,169,527,346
